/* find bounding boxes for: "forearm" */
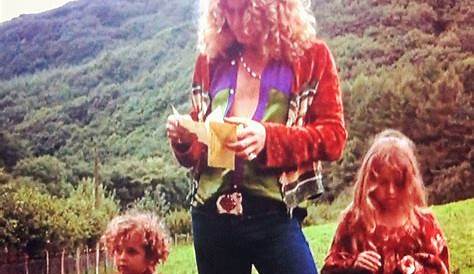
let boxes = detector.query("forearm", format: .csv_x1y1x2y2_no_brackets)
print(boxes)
263,120,346,169
261,41,347,169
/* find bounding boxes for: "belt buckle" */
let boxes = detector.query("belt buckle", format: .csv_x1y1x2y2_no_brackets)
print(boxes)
216,192,243,215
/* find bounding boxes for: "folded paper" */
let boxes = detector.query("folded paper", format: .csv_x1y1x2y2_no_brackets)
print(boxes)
172,105,236,170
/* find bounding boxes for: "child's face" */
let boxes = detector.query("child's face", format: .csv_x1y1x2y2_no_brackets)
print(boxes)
369,166,406,211
114,232,152,274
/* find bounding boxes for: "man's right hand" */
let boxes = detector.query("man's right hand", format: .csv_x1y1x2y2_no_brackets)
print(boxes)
166,114,196,146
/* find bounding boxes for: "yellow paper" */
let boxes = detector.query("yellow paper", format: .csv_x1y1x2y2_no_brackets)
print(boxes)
180,119,209,145
208,122,237,170
171,105,236,170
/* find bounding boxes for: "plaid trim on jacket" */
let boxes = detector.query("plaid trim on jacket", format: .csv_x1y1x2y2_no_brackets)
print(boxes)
172,40,347,212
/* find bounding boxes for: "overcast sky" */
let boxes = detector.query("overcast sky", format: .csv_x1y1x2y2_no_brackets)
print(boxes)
0,0,75,23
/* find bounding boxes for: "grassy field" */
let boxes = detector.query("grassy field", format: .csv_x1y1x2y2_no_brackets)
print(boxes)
160,198,474,274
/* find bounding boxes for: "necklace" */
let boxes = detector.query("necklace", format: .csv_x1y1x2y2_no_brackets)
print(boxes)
237,52,261,80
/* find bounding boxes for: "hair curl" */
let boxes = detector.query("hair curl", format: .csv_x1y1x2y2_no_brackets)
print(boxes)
198,0,317,62
101,211,170,267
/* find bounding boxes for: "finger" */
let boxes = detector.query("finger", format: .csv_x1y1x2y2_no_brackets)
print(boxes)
358,257,380,272
358,261,379,272
365,251,382,260
224,116,251,127
226,136,257,152
236,126,255,140
167,120,180,132
355,260,377,272
363,252,382,266
226,140,246,152
167,114,180,125
235,144,258,159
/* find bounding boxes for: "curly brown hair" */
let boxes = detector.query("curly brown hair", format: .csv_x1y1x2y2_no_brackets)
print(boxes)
101,211,170,266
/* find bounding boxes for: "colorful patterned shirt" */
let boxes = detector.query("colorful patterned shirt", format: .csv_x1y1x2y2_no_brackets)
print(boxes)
321,209,450,274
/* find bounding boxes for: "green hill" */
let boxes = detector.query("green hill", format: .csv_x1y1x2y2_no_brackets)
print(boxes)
0,0,472,211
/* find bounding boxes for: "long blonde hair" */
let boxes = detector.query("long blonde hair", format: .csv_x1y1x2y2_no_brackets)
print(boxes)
346,129,426,234
197,0,317,62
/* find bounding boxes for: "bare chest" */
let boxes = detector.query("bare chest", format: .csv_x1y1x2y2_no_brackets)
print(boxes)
228,69,260,118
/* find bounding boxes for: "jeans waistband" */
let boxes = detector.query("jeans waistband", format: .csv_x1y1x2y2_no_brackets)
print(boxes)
196,193,286,216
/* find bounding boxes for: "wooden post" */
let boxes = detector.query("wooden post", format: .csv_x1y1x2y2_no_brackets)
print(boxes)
45,249,50,274
104,246,108,273
95,243,100,274
94,147,101,208
61,249,65,274
24,254,29,274
86,247,90,274
76,247,80,274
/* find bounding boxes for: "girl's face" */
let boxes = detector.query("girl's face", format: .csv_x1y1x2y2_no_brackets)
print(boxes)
221,0,255,46
114,232,152,274
368,165,407,212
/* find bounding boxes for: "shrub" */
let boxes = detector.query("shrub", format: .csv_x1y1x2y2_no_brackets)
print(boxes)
165,209,192,237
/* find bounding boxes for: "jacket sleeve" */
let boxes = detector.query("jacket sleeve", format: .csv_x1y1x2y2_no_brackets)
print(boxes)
170,54,208,168
321,214,359,274
262,41,347,169
403,212,450,274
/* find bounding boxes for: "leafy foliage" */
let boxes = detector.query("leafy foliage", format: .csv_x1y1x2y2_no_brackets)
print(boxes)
0,1,471,259
0,178,118,254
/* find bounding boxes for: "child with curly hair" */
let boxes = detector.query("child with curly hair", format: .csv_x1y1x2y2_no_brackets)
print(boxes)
321,130,449,274
101,211,170,274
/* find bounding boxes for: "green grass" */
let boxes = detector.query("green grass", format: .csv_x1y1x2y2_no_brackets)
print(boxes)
160,198,474,274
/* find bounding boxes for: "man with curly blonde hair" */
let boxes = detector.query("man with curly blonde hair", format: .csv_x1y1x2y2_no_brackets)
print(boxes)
101,211,169,274
167,0,347,273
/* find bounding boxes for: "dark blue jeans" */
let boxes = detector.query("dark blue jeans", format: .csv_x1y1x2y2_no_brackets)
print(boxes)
191,208,318,274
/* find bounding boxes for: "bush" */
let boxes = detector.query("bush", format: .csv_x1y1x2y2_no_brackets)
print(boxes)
165,209,192,237
0,177,118,255
12,155,72,197
303,188,353,227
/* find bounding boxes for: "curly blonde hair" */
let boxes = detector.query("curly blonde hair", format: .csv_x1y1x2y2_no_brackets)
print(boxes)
101,211,170,266
198,0,317,62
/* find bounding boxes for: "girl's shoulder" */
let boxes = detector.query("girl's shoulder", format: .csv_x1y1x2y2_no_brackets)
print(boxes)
413,207,444,235
414,207,437,223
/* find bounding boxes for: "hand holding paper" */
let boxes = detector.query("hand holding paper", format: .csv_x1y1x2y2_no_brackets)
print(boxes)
224,116,266,162
171,105,238,170
167,107,196,146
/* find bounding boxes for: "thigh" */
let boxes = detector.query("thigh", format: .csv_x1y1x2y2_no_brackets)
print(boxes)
192,209,252,274
252,216,318,274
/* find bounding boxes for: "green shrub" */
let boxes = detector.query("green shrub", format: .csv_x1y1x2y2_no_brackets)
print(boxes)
165,209,192,237
0,178,118,255
303,188,353,227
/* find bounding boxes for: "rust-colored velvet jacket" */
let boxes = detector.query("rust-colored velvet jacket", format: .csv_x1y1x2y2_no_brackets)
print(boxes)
173,40,347,211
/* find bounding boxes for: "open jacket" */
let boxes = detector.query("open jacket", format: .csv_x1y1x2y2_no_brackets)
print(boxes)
172,40,347,213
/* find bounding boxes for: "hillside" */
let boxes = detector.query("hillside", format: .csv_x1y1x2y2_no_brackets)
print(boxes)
0,0,472,210
0,0,196,80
